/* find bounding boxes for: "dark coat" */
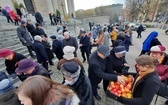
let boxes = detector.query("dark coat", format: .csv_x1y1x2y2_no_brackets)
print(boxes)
52,39,63,60
16,8,22,17
35,12,43,22
0,89,21,105
42,40,54,60
26,23,36,37
17,25,33,46
113,35,125,47
150,38,161,48
79,35,90,52
68,70,95,105
32,40,48,63
62,36,78,57
137,25,143,34
35,28,47,38
117,71,161,105
2,9,9,16
124,35,131,51
88,51,120,85
5,52,26,75
27,65,50,78
106,51,126,75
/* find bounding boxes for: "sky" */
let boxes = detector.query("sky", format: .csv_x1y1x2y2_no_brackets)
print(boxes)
74,0,125,11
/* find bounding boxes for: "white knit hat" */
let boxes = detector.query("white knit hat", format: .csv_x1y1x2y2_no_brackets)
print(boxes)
34,35,42,41
63,46,75,60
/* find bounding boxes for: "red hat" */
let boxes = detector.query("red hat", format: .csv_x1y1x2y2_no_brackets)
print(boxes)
150,45,166,53
0,48,12,58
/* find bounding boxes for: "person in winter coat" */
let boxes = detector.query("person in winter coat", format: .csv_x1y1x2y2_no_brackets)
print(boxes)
110,26,118,46
103,46,128,91
88,45,125,100
32,35,49,70
103,27,110,48
57,46,83,70
35,11,43,26
137,24,143,38
117,55,161,105
113,32,125,47
57,30,64,41
35,23,47,38
41,35,54,65
49,12,54,25
15,58,50,79
50,35,64,60
79,30,90,63
140,31,161,55
26,19,36,39
17,75,80,105
2,8,13,23
0,48,27,81
16,8,22,18
9,10,20,26
148,45,168,104
17,21,35,58
94,30,104,46
92,27,98,42
124,30,131,52
62,32,78,57
0,79,20,105
61,62,95,105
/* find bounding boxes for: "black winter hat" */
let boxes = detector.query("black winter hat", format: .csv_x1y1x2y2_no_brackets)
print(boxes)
60,62,80,78
113,46,126,54
35,23,40,27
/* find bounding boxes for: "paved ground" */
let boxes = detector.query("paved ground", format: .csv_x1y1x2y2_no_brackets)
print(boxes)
48,27,168,105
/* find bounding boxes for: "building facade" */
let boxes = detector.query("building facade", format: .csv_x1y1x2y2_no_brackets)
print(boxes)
0,0,75,18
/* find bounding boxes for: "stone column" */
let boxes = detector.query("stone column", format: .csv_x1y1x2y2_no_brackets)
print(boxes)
66,0,75,17
46,0,54,13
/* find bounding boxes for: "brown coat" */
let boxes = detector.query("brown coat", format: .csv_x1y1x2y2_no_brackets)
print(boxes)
57,58,84,70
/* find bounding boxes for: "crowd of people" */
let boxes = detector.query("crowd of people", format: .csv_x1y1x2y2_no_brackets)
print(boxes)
0,8,168,105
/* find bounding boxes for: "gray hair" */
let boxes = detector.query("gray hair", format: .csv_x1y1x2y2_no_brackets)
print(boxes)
34,35,42,41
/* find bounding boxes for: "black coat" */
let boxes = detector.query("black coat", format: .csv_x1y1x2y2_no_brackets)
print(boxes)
88,51,120,85
137,25,143,34
68,70,95,105
32,40,48,63
52,39,63,60
150,38,161,48
118,71,161,105
5,52,26,75
79,35,90,52
27,65,50,78
35,12,43,22
26,23,36,37
106,51,126,75
35,28,47,38
0,89,21,105
42,41,54,60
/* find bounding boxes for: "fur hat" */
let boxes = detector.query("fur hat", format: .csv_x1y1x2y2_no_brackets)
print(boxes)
63,46,75,60
60,62,81,78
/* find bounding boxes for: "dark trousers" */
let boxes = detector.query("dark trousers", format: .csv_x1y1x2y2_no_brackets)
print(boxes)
81,51,90,62
26,46,34,57
103,80,109,92
137,32,142,38
15,20,19,26
111,40,114,46
91,82,98,96
50,19,54,25
6,16,13,23
42,61,48,70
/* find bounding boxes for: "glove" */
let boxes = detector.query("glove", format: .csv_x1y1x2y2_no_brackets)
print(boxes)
121,66,130,75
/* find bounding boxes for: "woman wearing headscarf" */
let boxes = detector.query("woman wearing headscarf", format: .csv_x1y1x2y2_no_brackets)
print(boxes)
140,31,161,55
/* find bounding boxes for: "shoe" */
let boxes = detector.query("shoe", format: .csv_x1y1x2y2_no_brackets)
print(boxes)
48,70,52,72
83,60,86,63
165,100,168,104
49,62,54,66
94,95,101,100
97,85,101,89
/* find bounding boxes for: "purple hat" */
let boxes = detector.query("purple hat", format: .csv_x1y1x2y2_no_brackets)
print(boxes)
15,58,38,73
